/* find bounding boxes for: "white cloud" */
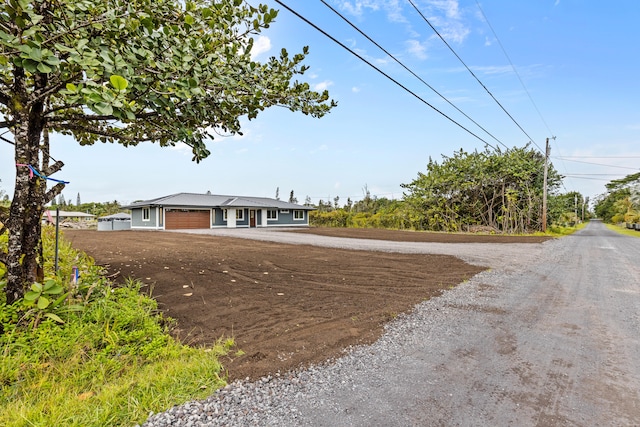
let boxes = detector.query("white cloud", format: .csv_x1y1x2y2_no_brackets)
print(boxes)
314,80,334,91
352,86,361,93
250,35,271,59
406,39,428,60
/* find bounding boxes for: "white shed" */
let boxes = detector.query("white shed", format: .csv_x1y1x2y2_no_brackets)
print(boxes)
97,213,131,231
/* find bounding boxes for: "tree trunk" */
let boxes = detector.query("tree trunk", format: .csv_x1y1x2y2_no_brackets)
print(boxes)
5,113,44,303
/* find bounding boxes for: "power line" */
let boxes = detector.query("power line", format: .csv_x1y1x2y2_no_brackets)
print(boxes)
406,0,543,153
552,157,640,170
557,155,640,159
319,0,509,150
273,0,497,150
472,0,573,188
474,0,554,138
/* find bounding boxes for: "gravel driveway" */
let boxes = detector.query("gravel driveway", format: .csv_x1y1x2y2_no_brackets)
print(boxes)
144,220,640,426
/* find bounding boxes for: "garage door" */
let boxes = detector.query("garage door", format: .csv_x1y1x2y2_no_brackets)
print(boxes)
165,210,210,230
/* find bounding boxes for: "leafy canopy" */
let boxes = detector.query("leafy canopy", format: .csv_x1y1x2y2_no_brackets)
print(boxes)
0,0,336,161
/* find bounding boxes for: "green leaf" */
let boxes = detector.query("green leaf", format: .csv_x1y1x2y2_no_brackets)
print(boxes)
37,296,50,309
44,55,60,66
29,47,43,61
37,62,52,73
24,291,40,301
31,282,43,292
43,284,63,295
21,58,38,73
93,102,113,116
66,83,77,92
109,75,128,91
44,312,65,324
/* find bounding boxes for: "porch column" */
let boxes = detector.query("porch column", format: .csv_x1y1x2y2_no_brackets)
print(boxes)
260,208,268,227
227,208,237,228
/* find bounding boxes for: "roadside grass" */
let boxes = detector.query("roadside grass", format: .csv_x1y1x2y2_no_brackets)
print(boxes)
605,223,640,238
0,227,232,426
534,222,588,237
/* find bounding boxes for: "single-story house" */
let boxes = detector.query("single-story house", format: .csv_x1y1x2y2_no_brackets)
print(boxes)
97,212,132,231
122,192,315,230
43,210,95,224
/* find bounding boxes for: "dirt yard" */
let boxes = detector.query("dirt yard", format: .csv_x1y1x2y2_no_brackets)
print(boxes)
63,228,550,381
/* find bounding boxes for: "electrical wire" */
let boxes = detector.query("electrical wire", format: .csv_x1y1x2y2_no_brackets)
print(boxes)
474,0,554,138
273,0,497,150
552,157,640,170
319,0,509,150
406,0,543,153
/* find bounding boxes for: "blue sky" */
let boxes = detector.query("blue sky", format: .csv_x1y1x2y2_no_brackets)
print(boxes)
2,0,639,206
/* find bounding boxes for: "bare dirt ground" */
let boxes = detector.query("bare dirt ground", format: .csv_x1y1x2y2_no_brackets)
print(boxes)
63,228,550,382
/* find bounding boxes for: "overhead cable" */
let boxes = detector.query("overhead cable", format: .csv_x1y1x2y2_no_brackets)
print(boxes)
273,0,497,150
552,157,640,170
319,0,509,150
406,0,543,153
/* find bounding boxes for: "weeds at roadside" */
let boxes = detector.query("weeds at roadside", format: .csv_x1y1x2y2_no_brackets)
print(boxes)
0,228,232,426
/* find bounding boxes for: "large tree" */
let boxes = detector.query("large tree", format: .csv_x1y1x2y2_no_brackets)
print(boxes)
0,0,336,303
401,145,563,233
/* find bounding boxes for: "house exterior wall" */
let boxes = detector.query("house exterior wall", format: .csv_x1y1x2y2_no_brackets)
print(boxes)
131,207,161,229
266,209,308,226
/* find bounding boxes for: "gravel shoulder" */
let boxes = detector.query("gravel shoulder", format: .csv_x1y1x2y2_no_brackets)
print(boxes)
143,221,640,426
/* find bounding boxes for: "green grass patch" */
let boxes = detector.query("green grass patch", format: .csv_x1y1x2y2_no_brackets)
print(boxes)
534,221,588,237
605,223,640,237
1,227,232,426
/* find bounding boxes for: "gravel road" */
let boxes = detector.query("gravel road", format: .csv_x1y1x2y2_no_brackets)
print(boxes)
144,220,640,426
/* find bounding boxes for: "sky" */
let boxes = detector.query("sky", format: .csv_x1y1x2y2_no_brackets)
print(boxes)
2,0,639,207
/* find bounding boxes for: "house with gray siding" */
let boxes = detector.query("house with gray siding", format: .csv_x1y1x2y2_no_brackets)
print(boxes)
123,192,314,230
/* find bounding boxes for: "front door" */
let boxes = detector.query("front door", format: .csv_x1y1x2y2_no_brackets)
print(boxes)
250,210,256,227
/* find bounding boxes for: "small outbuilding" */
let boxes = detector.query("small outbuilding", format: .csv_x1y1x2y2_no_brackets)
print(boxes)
123,192,315,230
97,213,132,231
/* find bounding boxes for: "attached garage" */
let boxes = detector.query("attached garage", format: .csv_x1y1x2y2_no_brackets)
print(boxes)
164,209,210,230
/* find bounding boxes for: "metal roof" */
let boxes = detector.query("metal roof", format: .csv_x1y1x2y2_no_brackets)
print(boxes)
98,212,132,221
122,192,315,210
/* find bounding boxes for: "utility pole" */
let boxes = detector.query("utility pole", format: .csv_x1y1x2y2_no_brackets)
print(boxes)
542,137,551,232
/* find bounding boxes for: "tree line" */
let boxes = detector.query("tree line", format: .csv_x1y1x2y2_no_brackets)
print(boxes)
593,172,640,224
311,145,587,233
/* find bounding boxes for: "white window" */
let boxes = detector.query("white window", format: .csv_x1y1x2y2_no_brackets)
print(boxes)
223,209,244,221
267,209,278,220
294,210,304,220
142,207,150,221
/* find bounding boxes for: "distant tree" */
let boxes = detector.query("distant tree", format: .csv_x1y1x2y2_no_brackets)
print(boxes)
57,194,65,206
346,197,353,211
304,195,312,206
288,190,298,204
76,193,81,206
333,196,340,210
0,0,336,303
595,172,640,223
275,187,280,201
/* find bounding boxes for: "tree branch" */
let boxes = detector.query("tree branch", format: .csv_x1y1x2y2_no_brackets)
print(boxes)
44,182,65,205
